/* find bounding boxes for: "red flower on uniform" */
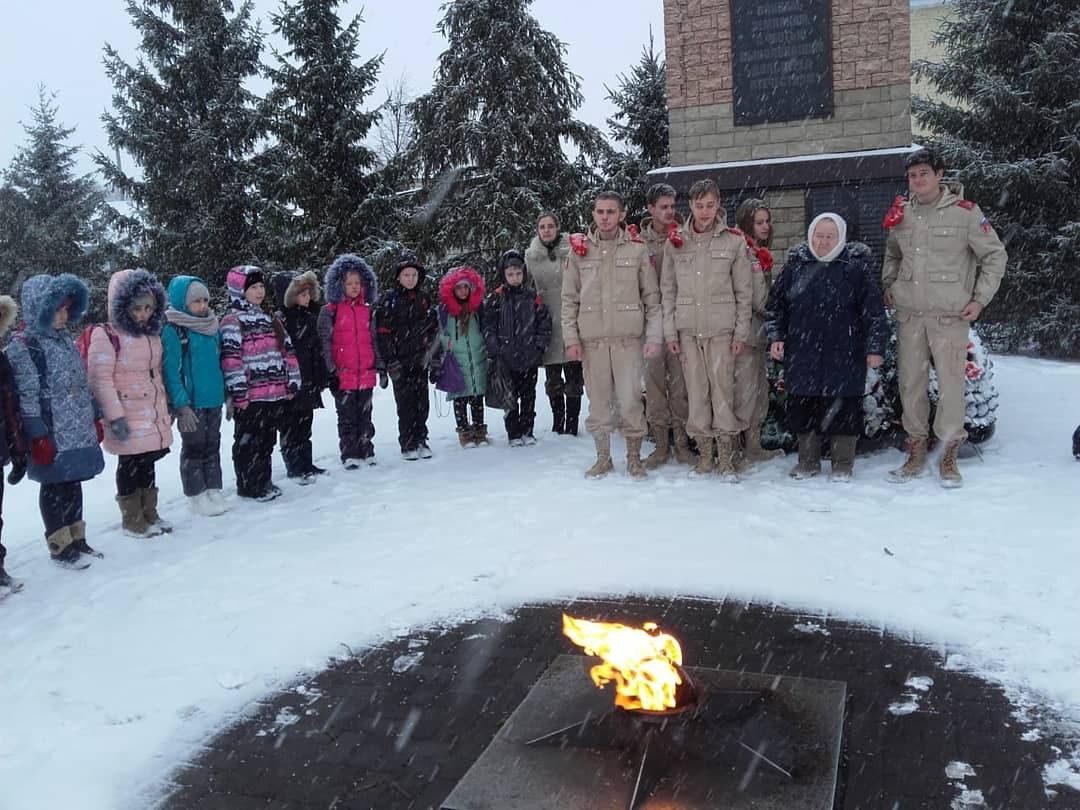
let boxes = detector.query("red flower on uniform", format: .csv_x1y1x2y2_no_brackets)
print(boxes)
569,233,588,257
755,246,773,272
626,223,640,241
882,195,905,229
965,360,983,381
668,221,684,248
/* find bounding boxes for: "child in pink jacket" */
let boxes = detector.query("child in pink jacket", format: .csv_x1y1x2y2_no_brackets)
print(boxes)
87,268,174,538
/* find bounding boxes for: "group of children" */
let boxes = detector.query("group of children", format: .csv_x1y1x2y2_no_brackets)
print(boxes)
2,249,553,591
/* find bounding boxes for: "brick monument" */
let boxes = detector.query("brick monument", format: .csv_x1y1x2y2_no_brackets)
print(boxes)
652,0,916,264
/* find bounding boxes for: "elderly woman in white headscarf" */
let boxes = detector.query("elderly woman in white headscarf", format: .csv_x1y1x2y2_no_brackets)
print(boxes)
765,213,887,481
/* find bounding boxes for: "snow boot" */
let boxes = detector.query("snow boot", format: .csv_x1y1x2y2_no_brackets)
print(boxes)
308,463,328,476
343,457,364,469
829,435,858,482
550,396,565,434
0,566,23,591
457,428,475,449
69,520,103,558
473,425,491,446
643,424,670,469
418,443,433,459
255,484,283,502
565,396,581,436
715,435,739,483
47,527,89,570
742,424,784,467
402,448,420,461
206,489,230,514
672,425,696,465
625,436,648,480
140,487,172,533
690,437,715,477
790,432,822,479
118,493,160,538
1073,425,1080,459
888,437,928,483
939,438,965,489
585,434,614,478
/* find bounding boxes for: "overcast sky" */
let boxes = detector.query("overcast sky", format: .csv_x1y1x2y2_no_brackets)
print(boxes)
0,0,666,176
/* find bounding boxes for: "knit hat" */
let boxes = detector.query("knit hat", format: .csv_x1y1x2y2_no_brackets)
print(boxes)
499,249,525,270
226,265,264,302
395,255,426,281
244,270,265,291
185,280,210,305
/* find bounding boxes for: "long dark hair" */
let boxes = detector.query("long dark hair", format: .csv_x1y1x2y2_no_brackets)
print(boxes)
735,198,772,249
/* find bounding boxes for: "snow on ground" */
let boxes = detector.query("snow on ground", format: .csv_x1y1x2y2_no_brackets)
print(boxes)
1,356,1079,809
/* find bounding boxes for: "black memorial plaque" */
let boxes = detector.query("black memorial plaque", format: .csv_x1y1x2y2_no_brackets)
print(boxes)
731,0,833,125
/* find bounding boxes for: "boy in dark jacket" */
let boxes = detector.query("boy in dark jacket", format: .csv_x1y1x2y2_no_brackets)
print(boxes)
376,257,438,460
483,250,552,445
272,271,329,483
0,294,28,590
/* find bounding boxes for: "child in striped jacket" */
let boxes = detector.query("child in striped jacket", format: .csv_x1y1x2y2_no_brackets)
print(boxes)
220,266,301,501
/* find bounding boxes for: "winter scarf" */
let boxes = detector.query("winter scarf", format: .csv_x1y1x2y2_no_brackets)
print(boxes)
165,307,220,336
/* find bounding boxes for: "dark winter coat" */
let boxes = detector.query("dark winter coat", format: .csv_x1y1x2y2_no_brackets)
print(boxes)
766,242,887,398
6,274,105,484
318,254,382,391
376,280,438,371
482,267,552,374
0,296,27,467
272,271,328,410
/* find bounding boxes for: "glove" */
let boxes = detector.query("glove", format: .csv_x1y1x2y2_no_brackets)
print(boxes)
7,456,27,485
387,362,403,383
31,436,56,467
95,419,105,444
110,417,131,441
378,371,389,389
225,398,235,421
176,406,199,433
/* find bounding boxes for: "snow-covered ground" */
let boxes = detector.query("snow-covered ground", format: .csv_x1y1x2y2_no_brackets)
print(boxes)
1,355,1079,809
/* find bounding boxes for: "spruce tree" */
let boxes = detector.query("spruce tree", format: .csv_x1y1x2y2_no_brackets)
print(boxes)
913,1,1080,356
1,88,114,303
97,0,264,291
258,0,383,270
409,0,605,275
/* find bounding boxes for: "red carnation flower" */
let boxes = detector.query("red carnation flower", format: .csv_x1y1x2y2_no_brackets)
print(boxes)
667,221,684,248
569,233,588,257
882,195,905,229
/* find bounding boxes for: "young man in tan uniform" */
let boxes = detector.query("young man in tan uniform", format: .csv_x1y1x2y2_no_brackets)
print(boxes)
638,183,693,468
562,191,662,479
660,179,754,481
882,149,1007,487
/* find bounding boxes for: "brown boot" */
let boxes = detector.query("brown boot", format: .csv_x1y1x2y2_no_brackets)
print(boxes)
140,487,172,533
939,438,965,489
46,525,74,558
743,424,784,466
888,437,928,483
790,432,822,479
829,435,858,482
690,437,714,477
457,427,473,448
473,425,491,446
672,425,696,465
118,492,159,538
715,435,739,482
69,519,103,558
626,436,647,480
643,424,670,469
585,434,614,478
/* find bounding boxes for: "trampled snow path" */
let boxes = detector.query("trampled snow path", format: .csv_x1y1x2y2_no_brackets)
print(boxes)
0,356,1078,809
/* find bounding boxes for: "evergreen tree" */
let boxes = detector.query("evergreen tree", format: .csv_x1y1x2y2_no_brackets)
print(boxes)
603,32,668,220
97,0,264,291
258,0,383,269
913,1,1080,356
409,0,606,275
0,88,116,306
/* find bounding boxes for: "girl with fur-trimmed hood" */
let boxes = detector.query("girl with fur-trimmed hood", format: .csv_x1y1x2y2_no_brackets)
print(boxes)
88,268,174,537
221,265,302,502
163,275,228,516
318,254,383,468
272,270,329,481
6,274,105,568
433,266,489,447
0,294,28,590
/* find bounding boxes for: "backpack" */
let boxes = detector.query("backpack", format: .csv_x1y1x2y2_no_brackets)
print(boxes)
75,323,120,369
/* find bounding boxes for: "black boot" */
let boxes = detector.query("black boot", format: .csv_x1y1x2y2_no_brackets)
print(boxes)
565,396,581,436
550,395,565,434
1074,425,1080,459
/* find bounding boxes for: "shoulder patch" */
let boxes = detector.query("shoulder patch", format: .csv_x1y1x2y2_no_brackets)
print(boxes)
957,199,976,210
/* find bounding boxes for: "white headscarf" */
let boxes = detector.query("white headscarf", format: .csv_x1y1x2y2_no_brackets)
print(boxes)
807,212,848,263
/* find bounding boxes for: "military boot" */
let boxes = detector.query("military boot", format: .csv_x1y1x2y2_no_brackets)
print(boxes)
888,437,928,483
689,437,714,477
790,432,822,479
625,436,648,480
550,396,565,434
672,425,696,465
829,435,858,482
585,434,614,478
565,396,581,436
643,424,670,469
715,435,740,482
939,438,965,489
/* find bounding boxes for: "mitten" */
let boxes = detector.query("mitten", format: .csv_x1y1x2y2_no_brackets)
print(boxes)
176,406,199,433
30,436,56,467
110,417,131,441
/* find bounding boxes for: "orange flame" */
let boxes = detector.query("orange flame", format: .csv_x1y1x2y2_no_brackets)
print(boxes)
562,614,683,711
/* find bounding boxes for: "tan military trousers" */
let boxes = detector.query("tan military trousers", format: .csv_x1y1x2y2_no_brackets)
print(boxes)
733,344,769,430
583,339,647,438
897,313,969,443
681,334,744,437
644,344,688,428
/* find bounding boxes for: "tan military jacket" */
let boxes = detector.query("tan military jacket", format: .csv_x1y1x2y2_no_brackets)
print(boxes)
882,182,1007,316
639,213,685,275
660,219,754,344
562,226,662,346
